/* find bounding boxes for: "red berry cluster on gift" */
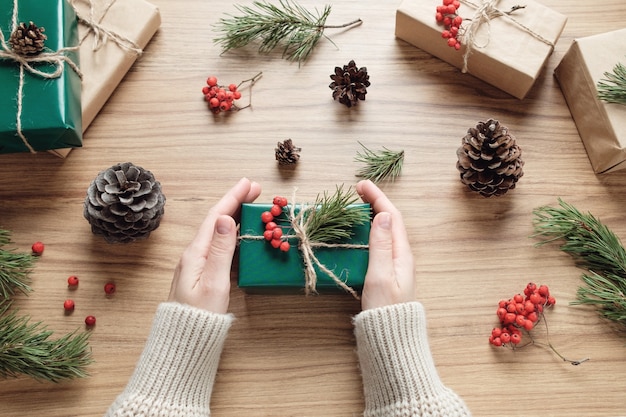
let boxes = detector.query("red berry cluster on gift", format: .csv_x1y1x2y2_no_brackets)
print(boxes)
202,75,242,114
489,282,556,347
435,0,463,50
261,196,290,253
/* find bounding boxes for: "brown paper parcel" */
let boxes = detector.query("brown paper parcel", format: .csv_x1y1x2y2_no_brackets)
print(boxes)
554,29,626,174
395,0,567,99
50,0,161,158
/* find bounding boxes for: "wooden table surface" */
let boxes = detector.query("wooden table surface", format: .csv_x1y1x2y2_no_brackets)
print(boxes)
1,0,626,416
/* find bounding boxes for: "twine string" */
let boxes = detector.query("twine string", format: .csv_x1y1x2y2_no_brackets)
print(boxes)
0,0,82,153
459,0,555,73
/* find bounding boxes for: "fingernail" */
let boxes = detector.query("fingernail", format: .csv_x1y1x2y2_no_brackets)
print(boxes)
378,212,391,230
216,216,232,235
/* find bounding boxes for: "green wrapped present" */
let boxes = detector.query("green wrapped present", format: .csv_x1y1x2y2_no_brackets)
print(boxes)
0,0,82,154
238,203,371,296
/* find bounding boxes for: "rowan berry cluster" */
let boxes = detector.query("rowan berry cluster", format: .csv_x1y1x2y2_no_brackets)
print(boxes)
261,196,290,252
489,282,555,347
202,75,242,114
435,0,463,50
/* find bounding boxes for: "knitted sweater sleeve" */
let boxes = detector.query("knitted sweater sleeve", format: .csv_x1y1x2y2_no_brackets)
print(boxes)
353,302,471,417
104,302,233,417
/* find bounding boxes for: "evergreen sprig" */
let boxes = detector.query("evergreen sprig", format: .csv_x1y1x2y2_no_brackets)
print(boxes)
304,185,370,244
0,302,92,382
532,199,626,327
0,229,34,299
354,142,404,183
213,0,362,63
597,58,626,105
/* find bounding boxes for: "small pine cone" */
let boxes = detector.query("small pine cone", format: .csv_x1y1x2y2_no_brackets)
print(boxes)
275,139,301,165
329,60,370,107
84,162,166,243
456,119,524,197
9,21,47,55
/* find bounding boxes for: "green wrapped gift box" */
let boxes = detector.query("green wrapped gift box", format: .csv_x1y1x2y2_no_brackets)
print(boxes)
0,0,82,154
238,203,371,293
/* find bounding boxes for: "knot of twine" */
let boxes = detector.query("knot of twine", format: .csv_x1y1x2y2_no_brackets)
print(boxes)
0,0,82,153
459,0,555,73
72,0,142,54
240,191,369,299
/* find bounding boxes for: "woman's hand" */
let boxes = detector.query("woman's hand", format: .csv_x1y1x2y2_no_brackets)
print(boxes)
356,180,416,310
168,178,261,314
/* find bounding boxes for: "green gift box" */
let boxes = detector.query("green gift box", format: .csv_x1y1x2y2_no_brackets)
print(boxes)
0,0,82,154
238,203,371,293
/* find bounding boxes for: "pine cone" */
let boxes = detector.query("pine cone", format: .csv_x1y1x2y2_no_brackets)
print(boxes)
84,162,166,243
9,21,47,55
275,139,301,165
456,119,524,197
329,60,370,107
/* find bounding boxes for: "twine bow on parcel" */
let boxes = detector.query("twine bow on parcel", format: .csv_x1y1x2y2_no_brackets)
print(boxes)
459,0,555,73
240,193,369,299
0,0,82,153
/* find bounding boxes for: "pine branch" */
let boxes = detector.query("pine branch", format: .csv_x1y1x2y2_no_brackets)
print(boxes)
212,0,361,63
304,185,369,244
532,199,626,328
0,229,35,299
354,142,404,183
0,302,92,382
597,58,626,105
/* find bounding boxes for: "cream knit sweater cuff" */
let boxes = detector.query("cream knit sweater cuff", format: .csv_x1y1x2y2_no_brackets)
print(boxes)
105,302,233,417
353,302,471,417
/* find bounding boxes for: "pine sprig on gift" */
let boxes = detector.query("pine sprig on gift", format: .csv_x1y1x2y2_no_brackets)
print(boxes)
354,142,404,183
532,199,626,327
304,185,369,244
0,302,92,382
0,229,35,299
597,58,626,105
212,0,362,63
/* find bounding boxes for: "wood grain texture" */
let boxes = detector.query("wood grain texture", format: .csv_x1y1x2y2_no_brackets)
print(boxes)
1,0,626,416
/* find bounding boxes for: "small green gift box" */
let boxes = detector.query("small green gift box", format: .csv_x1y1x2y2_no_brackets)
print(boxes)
238,203,371,294
0,0,82,154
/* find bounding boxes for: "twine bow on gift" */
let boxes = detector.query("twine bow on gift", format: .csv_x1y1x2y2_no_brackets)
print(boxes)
0,0,82,153
71,0,142,54
459,0,555,73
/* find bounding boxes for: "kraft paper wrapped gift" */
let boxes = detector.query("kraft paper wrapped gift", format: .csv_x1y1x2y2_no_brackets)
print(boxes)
50,0,161,157
238,203,370,294
554,29,626,174
0,0,82,154
395,0,567,99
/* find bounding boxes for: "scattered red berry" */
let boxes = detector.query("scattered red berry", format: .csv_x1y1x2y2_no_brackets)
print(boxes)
104,282,116,295
67,275,79,287
63,299,75,312
31,241,44,256
85,315,96,327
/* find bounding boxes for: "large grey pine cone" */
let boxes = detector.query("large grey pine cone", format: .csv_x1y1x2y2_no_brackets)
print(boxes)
456,119,524,197
84,162,165,243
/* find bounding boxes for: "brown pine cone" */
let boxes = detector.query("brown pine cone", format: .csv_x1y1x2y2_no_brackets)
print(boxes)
9,21,47,55
456,119,524,197
275,139,301,165
329,60,370,107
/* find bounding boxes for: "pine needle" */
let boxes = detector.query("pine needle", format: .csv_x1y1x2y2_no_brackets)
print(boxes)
532,199,626,328
212,0,361,63
354,142,404,183
0,229,34,299
597,58,626,105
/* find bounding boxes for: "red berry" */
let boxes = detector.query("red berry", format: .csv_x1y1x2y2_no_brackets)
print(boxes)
67,275,79,287
547,296,556,306
202,86,210,95
228,83,238,92
265,221,277,231
261,211,274,223
278,197,288,207
490,337,502,347
506,302,516,313
435,12,444,22
270,204,283,217
538,285,550,297
500,332,511,343
270,238,282,249
263,230,274,241
453,0,460,8
279,241,290,252
31,241,44,256
496,307,507,320
209,97,219,108
233,91,242,100
452,15,462,26
104,282,116,295
219,101,231,112
491,327,502,338
504,312,516,324
447,37,458,48
454,42,461,50
63,299,75,312
216,90,226,101
513,294,524,303
85,315,96,326
523,319,534,331
515,314,526,327
529,293,542,305
207,76,218,87
446,4,456,14
273,196,282,205
510,333,522,344
272,228,283,239
527,311,538,323
441,30,451,39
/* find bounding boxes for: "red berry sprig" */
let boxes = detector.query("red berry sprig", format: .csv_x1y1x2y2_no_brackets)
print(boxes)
489,282,588,365
435,0,462,50
201,72,263,115
261,196,290,252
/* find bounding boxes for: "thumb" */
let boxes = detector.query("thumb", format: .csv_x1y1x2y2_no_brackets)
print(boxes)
204,215,238,281
366,212,394,279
